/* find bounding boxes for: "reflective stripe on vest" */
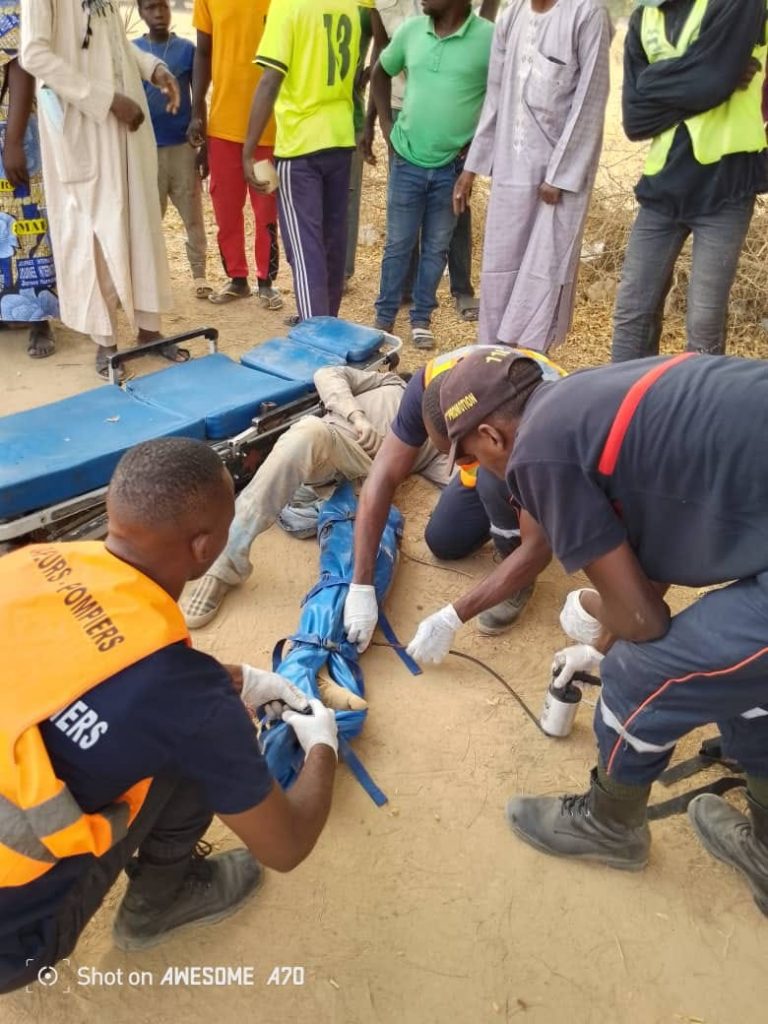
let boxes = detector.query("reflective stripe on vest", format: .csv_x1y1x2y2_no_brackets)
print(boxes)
641,0,767,175
0,542,189,887
424,346,567,488
597,353,697,477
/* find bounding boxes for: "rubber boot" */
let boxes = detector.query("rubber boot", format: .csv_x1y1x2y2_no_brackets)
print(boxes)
477,584,534,636
506,767,651,871
113,842,263,951
688,791,768,916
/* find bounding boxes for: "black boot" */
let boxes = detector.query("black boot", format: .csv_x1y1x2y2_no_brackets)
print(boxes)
113,842,263,951
506,768,651,871
477,585,534,635
688,791,768,916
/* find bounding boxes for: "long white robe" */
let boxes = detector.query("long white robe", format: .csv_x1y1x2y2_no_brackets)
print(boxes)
20,0,172,338
465,0,611,351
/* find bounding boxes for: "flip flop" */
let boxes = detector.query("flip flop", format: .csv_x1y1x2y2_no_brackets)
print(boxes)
209,284,252,305
257,286,284,311
158,342,191,364
455,295,480,322
194,280,213,299
95,346,127,383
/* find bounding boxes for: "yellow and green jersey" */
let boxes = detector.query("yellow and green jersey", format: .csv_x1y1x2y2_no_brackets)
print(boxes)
256,0,362,159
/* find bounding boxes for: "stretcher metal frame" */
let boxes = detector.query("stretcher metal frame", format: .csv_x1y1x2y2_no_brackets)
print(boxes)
0,325,401,548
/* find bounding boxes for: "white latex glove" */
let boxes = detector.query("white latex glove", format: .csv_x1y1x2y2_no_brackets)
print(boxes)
283,698,339,758
559,589,602,644
344,583,378,652
350,411,383,456
550,644,604,690
241,664,309,720
406,604,462,665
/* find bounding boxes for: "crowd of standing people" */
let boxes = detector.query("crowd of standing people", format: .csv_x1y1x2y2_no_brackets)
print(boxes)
1,0,763,376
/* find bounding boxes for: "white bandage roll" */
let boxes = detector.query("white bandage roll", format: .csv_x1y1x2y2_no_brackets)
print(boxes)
559,589,602,644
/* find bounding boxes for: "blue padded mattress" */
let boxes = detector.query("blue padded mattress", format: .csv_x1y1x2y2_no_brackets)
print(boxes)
240,337,344,384
288,318,384,362
0,387,205,521
124,353,307,439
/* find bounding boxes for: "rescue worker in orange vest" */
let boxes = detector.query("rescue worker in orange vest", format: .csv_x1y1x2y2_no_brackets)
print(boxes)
0,438,338,994
342,345,563,661
429,347,768,915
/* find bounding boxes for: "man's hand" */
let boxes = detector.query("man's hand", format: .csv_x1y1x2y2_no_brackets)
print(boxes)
738,56,762,91
110,93,145,131
3,139,28,189
550,644,604,690
240,664,310,719
538,182,562,205
344,583,379,652
360,122,376,166
152,66,180,114
406,604,462,665
195,143,209,180
350,411,382,456
187,114,206,148
453,170,475,215
283,699,339,758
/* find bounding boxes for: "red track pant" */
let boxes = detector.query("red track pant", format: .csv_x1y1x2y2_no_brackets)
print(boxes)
208,136,279,284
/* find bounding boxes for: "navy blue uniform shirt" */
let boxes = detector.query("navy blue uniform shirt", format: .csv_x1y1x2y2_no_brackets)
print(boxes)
507,356,768,585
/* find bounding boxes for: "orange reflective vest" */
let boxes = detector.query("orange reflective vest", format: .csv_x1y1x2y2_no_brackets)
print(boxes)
424,345,567,487
0,542,190,888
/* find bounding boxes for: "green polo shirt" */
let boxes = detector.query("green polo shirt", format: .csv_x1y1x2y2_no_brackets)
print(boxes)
380,12,493,169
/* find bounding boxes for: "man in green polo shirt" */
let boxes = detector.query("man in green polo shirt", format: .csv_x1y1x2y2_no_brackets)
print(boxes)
370,0,493,349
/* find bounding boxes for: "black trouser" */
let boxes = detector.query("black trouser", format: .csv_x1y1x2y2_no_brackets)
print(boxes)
0,778,212,995
424,469,520,561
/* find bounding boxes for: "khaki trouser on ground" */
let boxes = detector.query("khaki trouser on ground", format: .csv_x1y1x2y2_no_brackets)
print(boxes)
157,142,207,281
209,417,374,586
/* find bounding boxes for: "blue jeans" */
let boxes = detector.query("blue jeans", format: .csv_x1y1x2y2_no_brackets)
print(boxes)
611,198,755,362
375,153,461,328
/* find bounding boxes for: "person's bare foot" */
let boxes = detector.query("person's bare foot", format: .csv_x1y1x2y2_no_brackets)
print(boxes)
27,322,55,358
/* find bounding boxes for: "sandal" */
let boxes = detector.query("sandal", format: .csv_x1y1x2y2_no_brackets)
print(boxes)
411,326,435,351
209,282,252,305
257,285,284,311
158,342,191,364
455,294,480,322
194,279,213,299
27,323,56,359
95,345,126,383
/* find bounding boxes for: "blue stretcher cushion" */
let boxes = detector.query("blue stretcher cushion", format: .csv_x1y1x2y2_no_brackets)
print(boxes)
0,387,205,521
124,353,307,440
240,337,344,385
288,317,384,362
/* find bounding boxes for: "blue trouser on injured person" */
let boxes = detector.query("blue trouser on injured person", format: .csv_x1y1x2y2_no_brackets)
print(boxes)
424,468,520,561
597,571,768,787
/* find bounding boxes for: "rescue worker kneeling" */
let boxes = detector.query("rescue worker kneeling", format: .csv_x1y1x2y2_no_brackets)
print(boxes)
0,438,338,994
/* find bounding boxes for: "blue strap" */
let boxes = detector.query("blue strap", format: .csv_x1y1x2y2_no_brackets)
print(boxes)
302,574,348,605
338,735,388,807
378,611,422,677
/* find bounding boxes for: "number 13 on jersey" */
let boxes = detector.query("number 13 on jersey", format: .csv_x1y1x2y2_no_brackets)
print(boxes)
323,12,354,86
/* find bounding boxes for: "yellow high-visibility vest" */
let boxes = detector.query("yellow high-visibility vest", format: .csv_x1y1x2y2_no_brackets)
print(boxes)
641,0,767,175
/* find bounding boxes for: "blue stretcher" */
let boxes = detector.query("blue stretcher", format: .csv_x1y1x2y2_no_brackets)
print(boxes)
0,318,401,545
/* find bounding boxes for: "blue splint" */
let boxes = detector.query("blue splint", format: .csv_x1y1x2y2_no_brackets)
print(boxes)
260,482,401,806
0,319,400,537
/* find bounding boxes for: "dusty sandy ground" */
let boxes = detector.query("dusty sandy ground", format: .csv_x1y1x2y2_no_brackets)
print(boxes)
2,7,768,1024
